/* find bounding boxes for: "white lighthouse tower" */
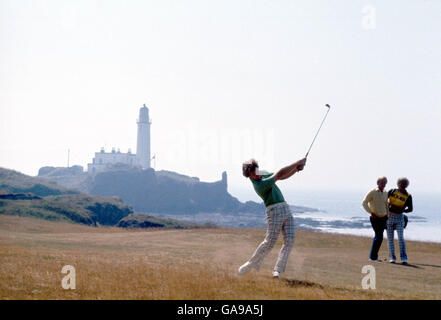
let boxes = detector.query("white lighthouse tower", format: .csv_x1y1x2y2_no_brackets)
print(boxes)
136,104,151,169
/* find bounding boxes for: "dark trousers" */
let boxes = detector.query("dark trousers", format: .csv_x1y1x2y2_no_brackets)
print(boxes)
369,216,388,260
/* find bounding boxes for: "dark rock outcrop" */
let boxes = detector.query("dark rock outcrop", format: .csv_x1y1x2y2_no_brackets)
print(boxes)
117,213,217,229
0,193,42,200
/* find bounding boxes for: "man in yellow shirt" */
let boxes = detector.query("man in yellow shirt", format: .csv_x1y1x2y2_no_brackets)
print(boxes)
387,177,413,264
362,176,389,262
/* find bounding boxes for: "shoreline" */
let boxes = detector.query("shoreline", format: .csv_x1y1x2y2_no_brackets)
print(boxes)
153,210,441,244
2,212,440,245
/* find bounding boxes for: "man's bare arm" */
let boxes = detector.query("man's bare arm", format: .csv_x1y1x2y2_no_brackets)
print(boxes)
274,158,307,182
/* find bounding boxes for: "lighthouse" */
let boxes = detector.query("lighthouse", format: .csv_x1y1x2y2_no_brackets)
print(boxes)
136,104,151,169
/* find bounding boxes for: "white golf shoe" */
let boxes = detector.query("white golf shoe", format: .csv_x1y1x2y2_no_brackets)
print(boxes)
272,271,281,278
238,262,252,275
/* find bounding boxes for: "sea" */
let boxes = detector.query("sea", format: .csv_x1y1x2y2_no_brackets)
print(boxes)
157,189,441,244
283,189,441,244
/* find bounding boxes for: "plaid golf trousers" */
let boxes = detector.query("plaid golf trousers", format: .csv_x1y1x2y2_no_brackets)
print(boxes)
248,201,295,273
386,213,407,261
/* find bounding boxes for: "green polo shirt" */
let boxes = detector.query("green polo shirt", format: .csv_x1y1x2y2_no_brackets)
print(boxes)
250,171,285,207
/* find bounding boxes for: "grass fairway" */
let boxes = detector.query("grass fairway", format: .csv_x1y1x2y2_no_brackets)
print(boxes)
1,215,440,299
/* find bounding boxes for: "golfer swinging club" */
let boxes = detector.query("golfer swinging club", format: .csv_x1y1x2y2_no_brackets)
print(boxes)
239,157,307,278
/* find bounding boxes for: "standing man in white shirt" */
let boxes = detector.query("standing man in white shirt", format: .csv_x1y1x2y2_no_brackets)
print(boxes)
362,176,389,262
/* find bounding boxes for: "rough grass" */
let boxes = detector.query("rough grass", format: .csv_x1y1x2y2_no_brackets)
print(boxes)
0,194,133,226
1,215,440,300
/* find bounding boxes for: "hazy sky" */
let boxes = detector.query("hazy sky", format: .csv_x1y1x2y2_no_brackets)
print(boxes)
1,0,440,202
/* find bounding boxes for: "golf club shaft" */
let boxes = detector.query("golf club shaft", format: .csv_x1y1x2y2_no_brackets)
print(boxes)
305,106,330,158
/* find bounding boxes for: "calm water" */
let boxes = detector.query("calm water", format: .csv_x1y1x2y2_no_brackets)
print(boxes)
283,189,441,243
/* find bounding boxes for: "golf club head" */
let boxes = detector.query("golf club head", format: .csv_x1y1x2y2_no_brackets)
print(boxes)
325,104,330,109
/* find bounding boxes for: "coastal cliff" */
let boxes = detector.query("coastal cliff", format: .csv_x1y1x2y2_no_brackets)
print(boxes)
86,167,263,214
38,165,318,217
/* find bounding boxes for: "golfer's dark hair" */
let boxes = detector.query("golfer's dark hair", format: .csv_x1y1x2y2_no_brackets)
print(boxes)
242,159,258,178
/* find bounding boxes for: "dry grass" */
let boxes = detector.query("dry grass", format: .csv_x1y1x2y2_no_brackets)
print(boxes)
1,215,440,299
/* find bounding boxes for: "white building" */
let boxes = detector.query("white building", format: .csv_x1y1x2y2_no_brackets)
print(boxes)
87,104,152,174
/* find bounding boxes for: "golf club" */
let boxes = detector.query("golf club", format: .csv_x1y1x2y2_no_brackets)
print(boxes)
305,104,331,158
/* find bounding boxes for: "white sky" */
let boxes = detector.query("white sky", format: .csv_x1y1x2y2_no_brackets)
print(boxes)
1,0,440,202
